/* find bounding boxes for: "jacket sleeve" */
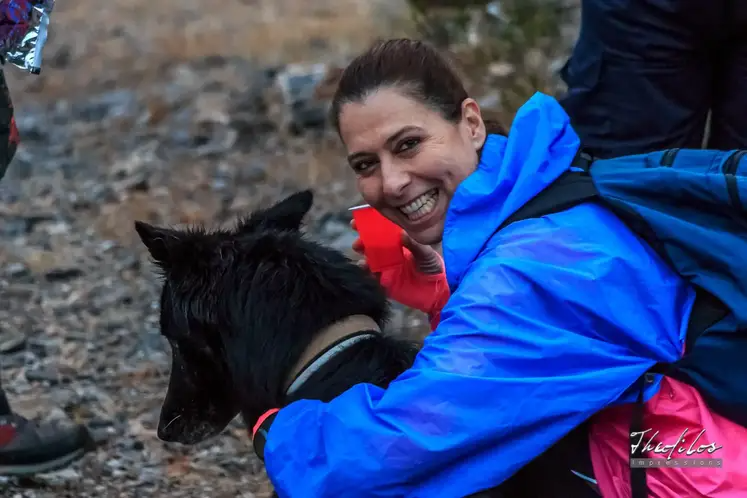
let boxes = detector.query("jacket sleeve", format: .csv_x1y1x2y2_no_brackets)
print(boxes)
263,213,694,498
377,248,450,319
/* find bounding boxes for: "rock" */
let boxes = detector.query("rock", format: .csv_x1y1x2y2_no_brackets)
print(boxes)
25,365,64,385
4,262,30,278
44,267,85,282
35,467,82,485
22,250,65,275
315,212,357,255
269,63,333,134
488,61,515,77
89,426,115,445
478,91,502,110
194,124,238,158
0,328,27,354
1,213,58,237
41,407,74,424
110,141,160,180
72,89,140,123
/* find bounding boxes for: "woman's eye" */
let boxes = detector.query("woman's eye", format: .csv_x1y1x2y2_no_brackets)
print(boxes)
353,160,378,174
397,138,421,153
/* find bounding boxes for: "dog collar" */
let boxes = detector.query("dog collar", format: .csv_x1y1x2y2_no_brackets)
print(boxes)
251,329,379,461
285,331,378,396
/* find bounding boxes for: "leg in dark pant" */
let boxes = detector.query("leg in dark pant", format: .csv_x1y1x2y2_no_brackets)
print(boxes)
0,385,11,416
559,0,724,158
708,4,747,149
0,67,95,476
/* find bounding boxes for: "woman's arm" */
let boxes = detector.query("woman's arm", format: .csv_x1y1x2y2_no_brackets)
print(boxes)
264,210,693,497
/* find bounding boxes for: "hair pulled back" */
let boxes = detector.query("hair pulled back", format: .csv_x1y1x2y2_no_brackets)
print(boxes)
330,38,507,137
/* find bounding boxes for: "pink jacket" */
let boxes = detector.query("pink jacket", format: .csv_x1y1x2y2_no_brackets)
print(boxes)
589,375,747,497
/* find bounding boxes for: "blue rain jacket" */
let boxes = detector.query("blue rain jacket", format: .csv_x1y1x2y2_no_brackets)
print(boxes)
263,92,695,497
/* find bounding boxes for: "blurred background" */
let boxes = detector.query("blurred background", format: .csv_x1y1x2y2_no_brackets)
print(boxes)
0,1,578,496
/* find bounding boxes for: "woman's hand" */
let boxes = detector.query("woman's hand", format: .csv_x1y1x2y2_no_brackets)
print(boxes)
351,220,443,275
351,220,450,327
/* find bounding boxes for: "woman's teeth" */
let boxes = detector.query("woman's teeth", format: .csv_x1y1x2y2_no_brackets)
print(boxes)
399,189,438,221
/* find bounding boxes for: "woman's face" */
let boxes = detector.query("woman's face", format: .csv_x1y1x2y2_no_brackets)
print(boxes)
339,87,487,246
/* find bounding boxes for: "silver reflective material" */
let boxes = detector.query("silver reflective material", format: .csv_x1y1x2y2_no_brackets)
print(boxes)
1,0,55,74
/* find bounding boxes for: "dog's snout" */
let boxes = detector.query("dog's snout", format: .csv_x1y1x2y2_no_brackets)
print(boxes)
157,413,183,442
157,410,227,445
157,425,176,442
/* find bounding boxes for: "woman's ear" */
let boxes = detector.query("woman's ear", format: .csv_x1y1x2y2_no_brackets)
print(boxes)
460,98,487,150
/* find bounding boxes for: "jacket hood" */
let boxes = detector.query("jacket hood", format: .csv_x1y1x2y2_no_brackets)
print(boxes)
443,92,581,289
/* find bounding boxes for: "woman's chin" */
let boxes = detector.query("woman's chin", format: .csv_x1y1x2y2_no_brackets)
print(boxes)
405,220,444,247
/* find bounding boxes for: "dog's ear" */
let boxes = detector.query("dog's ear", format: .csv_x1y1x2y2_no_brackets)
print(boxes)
237,190,314,234
134,221,185,270
264,190,314,229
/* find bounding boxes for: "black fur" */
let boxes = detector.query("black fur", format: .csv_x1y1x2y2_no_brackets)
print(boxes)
135,190,595,498
135,190,420,443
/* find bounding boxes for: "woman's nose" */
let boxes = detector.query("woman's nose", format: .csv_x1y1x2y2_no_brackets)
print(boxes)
380,159,411,199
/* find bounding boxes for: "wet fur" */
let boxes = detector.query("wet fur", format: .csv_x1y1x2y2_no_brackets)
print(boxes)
135,191,421,439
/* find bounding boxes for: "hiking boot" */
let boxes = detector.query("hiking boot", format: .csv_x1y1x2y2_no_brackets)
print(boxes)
0,413,96,476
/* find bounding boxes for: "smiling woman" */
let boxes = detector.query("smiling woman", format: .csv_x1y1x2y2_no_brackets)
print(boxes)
330,39,507,246
247,37,747,498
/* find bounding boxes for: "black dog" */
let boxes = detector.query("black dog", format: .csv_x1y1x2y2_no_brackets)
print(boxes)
135,190,420,444
135,190,597,498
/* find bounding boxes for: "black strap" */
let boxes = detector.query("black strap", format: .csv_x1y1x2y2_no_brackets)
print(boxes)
659,148,681,167
722,149,745,211
646,290,728,378
628,287,727,498
685,287,729,352
497,150,599,232
630,375,650,498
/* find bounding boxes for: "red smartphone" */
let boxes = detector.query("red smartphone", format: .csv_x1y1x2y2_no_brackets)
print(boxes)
350,204,405,273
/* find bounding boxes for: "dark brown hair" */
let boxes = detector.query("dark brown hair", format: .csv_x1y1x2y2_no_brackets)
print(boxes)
330,38,507,137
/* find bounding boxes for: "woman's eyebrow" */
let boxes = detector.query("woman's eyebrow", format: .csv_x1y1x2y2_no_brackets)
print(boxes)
384,125,423,147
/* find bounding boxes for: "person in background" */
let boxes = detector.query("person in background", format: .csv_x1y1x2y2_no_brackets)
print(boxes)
0,64,95,476
558,0,747,158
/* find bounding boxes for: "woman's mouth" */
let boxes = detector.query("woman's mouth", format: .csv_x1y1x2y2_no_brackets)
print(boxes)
399,189,439,222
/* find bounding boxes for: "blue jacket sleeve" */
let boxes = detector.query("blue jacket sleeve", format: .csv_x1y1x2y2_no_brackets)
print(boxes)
263,206,695,498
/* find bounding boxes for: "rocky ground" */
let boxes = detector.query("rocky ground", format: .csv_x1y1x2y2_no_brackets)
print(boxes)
0,1,578,496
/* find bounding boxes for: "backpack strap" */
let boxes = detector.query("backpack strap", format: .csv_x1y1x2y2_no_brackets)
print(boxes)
629,373,652,498
684,287,730,352
629,287,728,498
647,287,729,376
497,151,599,232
